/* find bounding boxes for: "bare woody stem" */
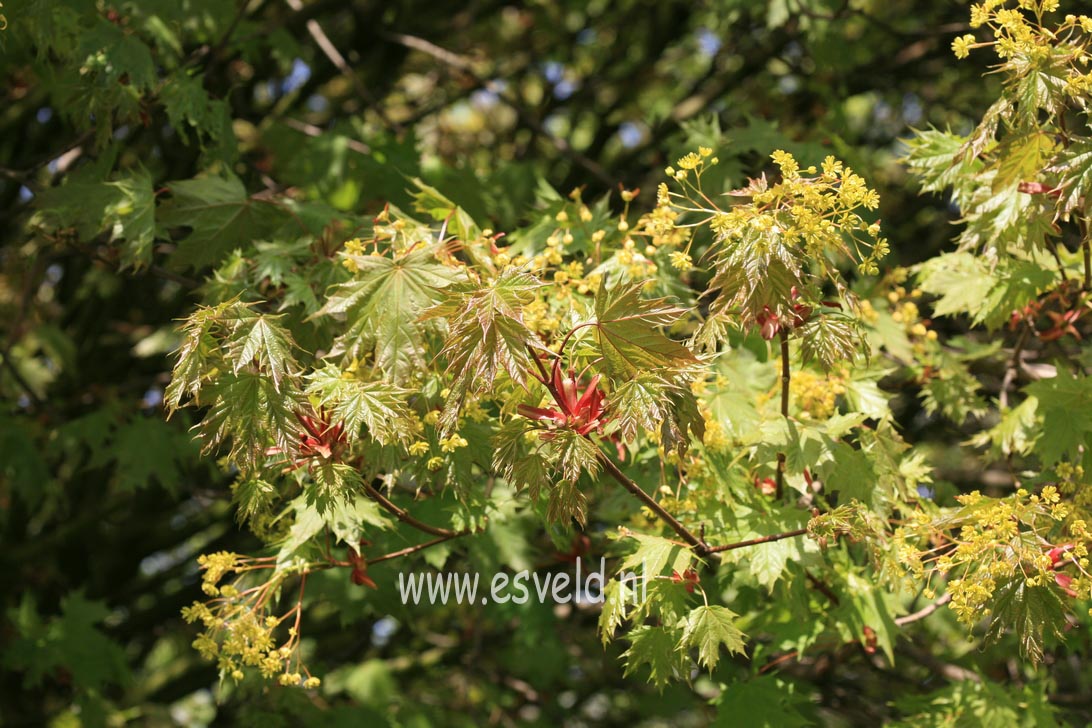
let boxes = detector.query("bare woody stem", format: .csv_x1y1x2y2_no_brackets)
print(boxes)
894,592,953,626
362,482,460,538
597,453,712,556
706,527,808,553
366,532,471,566
775,328,791,500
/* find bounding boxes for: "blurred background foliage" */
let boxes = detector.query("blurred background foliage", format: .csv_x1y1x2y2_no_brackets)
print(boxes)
0,0,1055,725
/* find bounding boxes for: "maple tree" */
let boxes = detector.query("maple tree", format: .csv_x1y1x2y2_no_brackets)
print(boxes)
9,0,1092,725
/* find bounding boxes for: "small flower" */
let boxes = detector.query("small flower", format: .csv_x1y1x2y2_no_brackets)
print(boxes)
952,34,977,59
439,434,468,453
669,251,693,271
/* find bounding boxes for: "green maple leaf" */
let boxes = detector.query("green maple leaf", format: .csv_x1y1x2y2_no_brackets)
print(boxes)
317,247,457,383
618,530,694,579
198,371,302,474
160,71,234,157
798,314,863,370
992,132,1054,192
606,373,704,456
36,166,157,269
713,675,812,727
425,268,541,427
825,442,878,506
591,282,696,379
492,421,552,498
682,605,747,671
4,592,129,692
598,578,635,645
622,625,687,688
304,366,414,446
903,127,979,196
545,478,589,526
113,417,193,492
327,492,391,545
161,174,289,269
1025,374,1092,464
550,429,601,484
984,575,1067,666
223,309,300,390
916,252,995,319
1049,137,1092,215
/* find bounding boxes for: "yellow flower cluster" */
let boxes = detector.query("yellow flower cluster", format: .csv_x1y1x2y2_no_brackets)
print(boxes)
183,552,320,688
876,282,939,345
958,1,1085,71
896,486,1091,629
790,368,848,420
697,151,887,276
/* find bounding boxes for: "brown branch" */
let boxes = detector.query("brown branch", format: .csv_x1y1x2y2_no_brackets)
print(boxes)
365,531,471,566
597,453,711,556
362,482,460,538
283,0,400,132
706,527,809,554
379,30,613,186
0,347,44,409
894,592,952,626
1084,237,1091,291
805,569,841,606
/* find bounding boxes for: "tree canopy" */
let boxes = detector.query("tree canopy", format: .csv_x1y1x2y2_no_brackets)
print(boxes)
5,1,1092,726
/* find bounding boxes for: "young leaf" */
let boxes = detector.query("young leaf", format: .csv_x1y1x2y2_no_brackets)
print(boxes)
197,371,302,474
619,530,694,580
317,247,457,382
622,625,687,688
424,268,541,426
681,605,747,671
798,314,862,370
592,282,697,379
304,366,414,446
984,575,1067,665
160,175,289,269
223,310,300,390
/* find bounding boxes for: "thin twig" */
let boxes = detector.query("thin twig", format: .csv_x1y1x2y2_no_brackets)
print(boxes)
597,453,711,555
805,569,841,606
999,321,1031,410
379,30,612,185
362,481,460,538
0,347,44,409
366,531,471,565
706,527,809,554
894,592,952,626
283,0,400,131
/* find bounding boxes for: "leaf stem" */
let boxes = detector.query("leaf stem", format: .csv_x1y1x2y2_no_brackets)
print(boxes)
776,328,791,500
1084,236,1091,291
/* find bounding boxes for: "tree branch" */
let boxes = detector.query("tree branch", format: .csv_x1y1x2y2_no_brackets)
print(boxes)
283,0,400,132
597,453,712,556
706,527,809,554
894,592,952,626
362,481,460,538
366,531,471,565
379,30,613,186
